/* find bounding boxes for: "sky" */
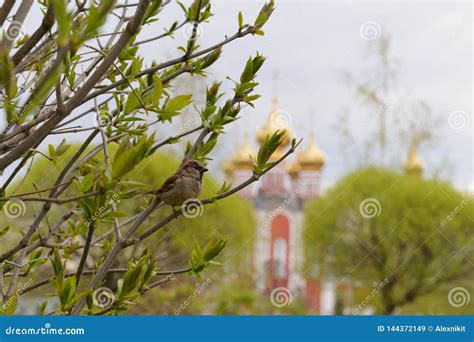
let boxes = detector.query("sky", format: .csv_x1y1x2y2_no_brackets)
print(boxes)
0,1,472,192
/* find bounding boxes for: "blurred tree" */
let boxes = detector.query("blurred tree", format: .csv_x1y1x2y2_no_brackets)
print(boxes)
335,36,443,172
304,168,473,314
3,148,254,314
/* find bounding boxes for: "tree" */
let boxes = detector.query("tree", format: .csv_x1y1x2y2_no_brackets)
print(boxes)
0,0,300,315
304,168,473,314
336,36,442,171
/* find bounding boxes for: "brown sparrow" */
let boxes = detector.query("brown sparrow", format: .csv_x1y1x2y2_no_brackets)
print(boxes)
156,160,208,206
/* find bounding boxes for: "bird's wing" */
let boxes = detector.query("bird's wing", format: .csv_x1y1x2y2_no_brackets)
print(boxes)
156,174,180,194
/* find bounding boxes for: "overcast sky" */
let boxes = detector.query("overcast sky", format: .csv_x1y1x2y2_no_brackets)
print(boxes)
1,1,472,192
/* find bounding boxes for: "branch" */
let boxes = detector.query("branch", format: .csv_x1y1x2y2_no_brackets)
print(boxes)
0,0,15,26
0,0,152,173
1,0,33,50
75,222,95,286
11,3,55,65
127,140,301,246
70,196,162,314
0,191,100,204
180,127,210,168
184,0,203,60
80,26,256,105
0,131,99,263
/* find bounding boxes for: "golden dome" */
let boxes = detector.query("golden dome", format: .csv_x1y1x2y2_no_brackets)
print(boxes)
256,98,293,147
297,133,326,171
222,159,234,176
233,133,255,169
403,146,424,176
287,160,301,179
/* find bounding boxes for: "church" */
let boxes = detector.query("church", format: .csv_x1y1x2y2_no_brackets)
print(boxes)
221,99,425,314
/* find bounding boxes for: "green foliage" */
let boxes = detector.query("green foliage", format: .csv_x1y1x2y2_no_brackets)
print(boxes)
48,138,71,164
254,0,275,34
112,134,155,178
82,0,115,43
304,168,474,313
104,255,159,313
0,50,17,121
49,249,88,313
0,0,281,316
253,130,287,174
189,238,228,277
53,0,72,46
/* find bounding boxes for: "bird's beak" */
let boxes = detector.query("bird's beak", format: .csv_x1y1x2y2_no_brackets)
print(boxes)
201,166,208,173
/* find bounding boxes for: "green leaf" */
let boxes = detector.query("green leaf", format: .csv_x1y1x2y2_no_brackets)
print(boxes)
124,90,143,115
0,51,18,121
0,225,9,237
82,0,115,42
61,276,76,307
55,138,70,157
217,182,231,195
150,74,163,106
254,130,287,174
112,135,154,178
240,57,254,83
165,94,192,112
53,0,72,45
1,294,18,315
254,0,275,29
38,301,48,315
80,174,95,193
238,11,244,29
48,144,55,160
203,239,228,262
51,249,63,279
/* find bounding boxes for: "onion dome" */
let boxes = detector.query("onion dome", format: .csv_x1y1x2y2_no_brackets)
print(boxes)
403,146,424,176
222,159,234,177
287,160,302,179
256,97,293,151
233,133,256,169
297,133,326,171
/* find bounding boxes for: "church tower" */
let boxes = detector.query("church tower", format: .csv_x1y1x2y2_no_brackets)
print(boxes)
294,133,326,200
224,133,256,199
222,99,328,312
252,98,305,295
403,145,424,176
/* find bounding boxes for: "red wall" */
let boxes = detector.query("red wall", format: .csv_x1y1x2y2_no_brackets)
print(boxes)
269,214,290,290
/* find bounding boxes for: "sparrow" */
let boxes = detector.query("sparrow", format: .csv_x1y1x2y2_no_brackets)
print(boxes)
156,159,208,206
